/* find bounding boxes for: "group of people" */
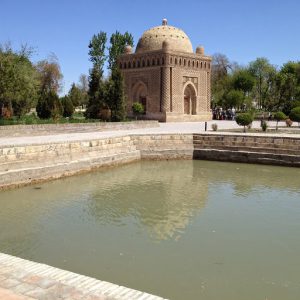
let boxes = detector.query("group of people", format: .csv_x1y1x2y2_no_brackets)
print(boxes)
212,108,236,120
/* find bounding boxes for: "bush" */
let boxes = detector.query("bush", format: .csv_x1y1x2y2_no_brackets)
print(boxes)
36,91,63,119
274,111,287,130
289,106,300,127
211,123,218,131
235,113,253,132
61,96,74,118
261,120,268,132
132,102,144,119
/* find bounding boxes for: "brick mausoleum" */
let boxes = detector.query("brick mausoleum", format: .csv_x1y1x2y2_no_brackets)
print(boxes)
118,19,212,122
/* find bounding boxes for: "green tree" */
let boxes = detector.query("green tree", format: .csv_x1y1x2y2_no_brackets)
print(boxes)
36,91,63,119
273,111,287,130
223,89,245,109
85,32,107,119
289,107,300,127
276,61,300,114
105,31,134,121
108,68,126,122
132,102,144,119
61,95,74,118
235,113,253,132
232,69,255,95
68,83,83,107
249,58,277,109
211,53,234,107
0,45,39,118
108,31,134,70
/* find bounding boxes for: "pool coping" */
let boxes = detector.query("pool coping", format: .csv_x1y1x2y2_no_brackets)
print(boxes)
0,252,168,300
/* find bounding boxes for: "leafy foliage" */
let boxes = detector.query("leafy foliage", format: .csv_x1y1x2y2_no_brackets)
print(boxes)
108,31,134,70
107,68,126,122
61,96,74,117
261,120,268,132
235,113,253,132
274,111,287,121
0,46,39,118
86,32,107,119
68,83,87,107
132,102,144,118
289,107,300,124
36,91,63,119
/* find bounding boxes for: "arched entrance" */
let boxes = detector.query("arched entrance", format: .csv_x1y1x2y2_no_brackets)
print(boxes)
183,84,197,115
132,81,148,113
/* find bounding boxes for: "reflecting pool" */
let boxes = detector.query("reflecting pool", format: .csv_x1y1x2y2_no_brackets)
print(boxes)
0,160,300,300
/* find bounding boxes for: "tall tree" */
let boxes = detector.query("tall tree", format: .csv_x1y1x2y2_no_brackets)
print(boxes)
276,61,300,114
108,68,126,121
78,74,89,92
68,83,83,107
249,57,276,109
105,32,134,120
77,74,89,106
85,32,107,119
36,90,63,119
211,53,238,107
108,31,134,70
232,69,255,96
0,44,39,117
36,54,63,94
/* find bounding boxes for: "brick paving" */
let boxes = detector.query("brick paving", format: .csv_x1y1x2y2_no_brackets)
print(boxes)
0,253,167,300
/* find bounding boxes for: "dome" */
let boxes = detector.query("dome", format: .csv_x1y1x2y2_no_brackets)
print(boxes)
124,45,133,54
135,19,193,54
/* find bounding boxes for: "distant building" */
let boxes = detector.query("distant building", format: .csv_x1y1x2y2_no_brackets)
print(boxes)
119,19,212,122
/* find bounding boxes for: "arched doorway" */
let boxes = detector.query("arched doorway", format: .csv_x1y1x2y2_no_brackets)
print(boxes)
132,81,148,114
183,84,197,115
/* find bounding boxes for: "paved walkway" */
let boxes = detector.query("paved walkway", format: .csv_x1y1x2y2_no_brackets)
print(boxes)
0,253,167,300
1,121,296,147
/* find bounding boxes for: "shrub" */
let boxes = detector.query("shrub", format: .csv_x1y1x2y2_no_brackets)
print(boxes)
261,120,268,132
289,107,300,127
132,102,144,120
211,123,218,131
36,91,63,119
235,113,253,132
286,118,293,127
61,96,74,118
274,111,287,130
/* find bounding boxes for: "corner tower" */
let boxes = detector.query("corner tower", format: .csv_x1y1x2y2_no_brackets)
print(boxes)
119,19,212,122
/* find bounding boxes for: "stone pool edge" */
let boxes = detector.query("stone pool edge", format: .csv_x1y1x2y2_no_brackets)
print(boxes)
1,132,300,190
0,252,168,300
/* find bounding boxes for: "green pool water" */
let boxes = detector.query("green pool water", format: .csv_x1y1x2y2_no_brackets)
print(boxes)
0,160,300,300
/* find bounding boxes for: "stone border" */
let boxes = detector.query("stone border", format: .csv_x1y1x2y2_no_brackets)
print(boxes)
1,132,300,190
0,121,159,131
0,253,167,300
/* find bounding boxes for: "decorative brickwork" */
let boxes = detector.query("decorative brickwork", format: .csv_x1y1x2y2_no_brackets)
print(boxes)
119,19,212,122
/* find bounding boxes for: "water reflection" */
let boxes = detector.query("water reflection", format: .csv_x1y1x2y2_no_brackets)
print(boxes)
0,160,300,300
87,162,208,241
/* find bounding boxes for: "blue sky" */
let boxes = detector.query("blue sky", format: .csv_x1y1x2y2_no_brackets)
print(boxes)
1,0,299,94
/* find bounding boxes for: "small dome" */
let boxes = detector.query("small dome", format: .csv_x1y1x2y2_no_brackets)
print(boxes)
124,45,132,54
136,20,193,54
196,46,205,55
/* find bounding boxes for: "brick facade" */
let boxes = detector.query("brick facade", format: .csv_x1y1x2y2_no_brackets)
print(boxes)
119,20,212,122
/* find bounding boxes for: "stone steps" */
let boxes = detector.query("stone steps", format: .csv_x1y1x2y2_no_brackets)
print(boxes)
193,149,300,167
194,144,300,155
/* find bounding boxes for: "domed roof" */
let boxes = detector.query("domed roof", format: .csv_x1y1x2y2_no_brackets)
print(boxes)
135,19,193,54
